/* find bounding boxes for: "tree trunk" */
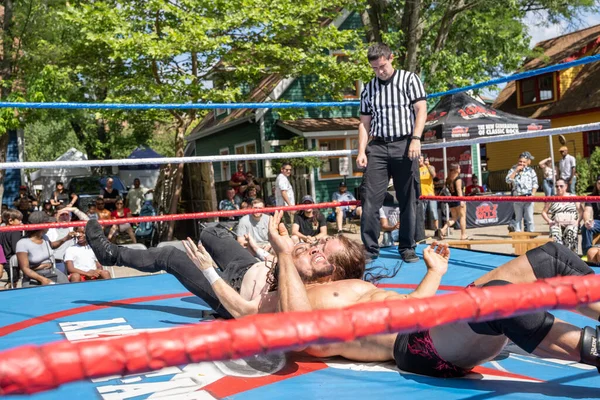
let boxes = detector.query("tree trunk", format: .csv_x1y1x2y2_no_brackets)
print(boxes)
166,121,187,240
428,0,480,76
400,0,422,72
363,0,385,43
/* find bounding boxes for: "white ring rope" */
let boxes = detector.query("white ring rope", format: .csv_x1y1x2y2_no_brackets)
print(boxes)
2,122,599,170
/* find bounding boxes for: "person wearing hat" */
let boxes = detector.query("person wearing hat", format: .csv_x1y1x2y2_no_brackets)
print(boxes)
15,211,78,286
329,181,362,234
558,146,576,193
292,195,327,243
582,175,600,255
506,153,538,232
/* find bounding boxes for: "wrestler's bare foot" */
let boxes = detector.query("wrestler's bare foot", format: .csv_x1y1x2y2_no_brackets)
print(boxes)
422,242,450,276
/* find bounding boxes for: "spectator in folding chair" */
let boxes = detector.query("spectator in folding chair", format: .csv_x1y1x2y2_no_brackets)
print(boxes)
16,211,75,286
0,209,24,288
292,195,327,243
379,191,400,248
328,181,362,234
65,226,111,282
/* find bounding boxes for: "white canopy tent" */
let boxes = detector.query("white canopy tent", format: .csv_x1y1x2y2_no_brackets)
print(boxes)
30,148,92,200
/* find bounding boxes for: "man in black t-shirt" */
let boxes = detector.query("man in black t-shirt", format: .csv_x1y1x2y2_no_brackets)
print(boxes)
582,175,600,254
292,195,327,243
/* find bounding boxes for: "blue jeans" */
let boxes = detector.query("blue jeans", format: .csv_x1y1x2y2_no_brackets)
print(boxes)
568,177,577,194
513,201,535,232
582,220,600,253
423,200,439,222
542,179,555,196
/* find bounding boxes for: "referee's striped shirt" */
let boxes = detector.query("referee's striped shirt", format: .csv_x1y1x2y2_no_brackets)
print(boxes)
360,69,427,139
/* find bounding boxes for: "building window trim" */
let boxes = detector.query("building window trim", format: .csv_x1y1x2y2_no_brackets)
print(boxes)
316,137,362,181
234,140,258,176
219,147,230,182
517,72,558,108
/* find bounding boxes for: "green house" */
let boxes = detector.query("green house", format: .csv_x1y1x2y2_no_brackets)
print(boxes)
186,10,365,206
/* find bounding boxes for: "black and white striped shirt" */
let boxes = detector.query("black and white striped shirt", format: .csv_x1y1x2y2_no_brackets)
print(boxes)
360,70,427,139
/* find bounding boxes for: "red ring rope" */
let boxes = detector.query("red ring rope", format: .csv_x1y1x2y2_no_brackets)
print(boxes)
0,201,360,232
421,195,600,203
6,195,599,232
1,273,599,395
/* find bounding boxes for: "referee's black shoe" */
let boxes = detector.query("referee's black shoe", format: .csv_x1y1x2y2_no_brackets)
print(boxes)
401,249,419,263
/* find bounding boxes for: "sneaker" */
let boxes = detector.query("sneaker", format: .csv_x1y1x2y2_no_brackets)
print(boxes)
507,225,515,233
401,249,419,263
85,219,120,266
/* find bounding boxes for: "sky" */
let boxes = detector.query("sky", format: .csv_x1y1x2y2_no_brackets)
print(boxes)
526,9,600,46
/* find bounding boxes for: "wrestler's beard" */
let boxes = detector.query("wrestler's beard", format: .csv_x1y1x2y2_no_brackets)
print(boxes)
298,262,335,284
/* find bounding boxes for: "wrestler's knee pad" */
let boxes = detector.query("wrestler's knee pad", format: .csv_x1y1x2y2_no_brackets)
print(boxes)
526,242,594,279
468,280,555,352
468,280,512,337
580,326,600,372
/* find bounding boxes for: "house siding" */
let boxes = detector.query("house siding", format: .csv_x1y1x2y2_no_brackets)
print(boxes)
339,11,362,31
193,122,262,181
559,66,583,94
485,111,599,171
313,175,362,210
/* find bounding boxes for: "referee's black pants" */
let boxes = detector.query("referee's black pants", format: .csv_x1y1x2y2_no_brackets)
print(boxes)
360,138,421,257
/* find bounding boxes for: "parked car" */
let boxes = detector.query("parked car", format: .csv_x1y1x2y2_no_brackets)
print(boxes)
68,176,128,212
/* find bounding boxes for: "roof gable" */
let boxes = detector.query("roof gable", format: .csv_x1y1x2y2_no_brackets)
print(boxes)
494,24,600,118
188,9,359,141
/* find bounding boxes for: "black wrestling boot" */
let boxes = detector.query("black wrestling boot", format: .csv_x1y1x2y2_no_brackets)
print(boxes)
580,325,600,372
85,219,120,266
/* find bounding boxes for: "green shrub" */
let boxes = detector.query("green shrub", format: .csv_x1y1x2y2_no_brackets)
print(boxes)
575,154,589,195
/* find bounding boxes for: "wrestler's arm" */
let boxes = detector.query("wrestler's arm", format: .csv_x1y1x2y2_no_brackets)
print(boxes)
182,238,260,318
268,210,312,313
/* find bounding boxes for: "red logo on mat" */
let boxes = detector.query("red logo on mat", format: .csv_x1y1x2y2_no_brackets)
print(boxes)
527,123,543,131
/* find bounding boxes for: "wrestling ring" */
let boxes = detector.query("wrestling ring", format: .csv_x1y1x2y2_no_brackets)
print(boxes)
1,55,600,399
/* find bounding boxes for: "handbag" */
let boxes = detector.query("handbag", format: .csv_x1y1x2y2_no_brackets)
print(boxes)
28,239,59,285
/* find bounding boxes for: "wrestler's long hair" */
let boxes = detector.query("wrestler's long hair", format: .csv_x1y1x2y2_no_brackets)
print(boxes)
328,234,366,280
264,235,399,290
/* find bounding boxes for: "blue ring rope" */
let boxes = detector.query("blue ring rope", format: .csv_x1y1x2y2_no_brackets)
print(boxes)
0,54,598,110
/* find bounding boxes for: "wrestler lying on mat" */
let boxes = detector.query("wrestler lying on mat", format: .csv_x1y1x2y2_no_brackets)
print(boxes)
86,213,600,377
85,218,366,319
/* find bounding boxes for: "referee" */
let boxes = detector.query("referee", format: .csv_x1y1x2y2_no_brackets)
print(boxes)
357,43,427,262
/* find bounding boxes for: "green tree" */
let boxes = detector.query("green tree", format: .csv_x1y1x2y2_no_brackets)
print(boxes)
576,154,590,195
270,136,324,174
357,0,599,93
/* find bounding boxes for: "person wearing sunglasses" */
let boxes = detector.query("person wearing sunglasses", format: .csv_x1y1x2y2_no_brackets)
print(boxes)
541,178,581,253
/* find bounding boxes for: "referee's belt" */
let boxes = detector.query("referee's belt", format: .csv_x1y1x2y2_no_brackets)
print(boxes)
371,135,410,143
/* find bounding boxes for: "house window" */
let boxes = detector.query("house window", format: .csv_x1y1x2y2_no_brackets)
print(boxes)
234,141,258,176
519,73,556,106
318,137,362,179
334,53,360,99
585,130,600,157
219,148,230,182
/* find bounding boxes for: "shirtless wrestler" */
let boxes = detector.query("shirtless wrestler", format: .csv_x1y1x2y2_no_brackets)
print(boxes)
184,211,600,377
85,219,365,319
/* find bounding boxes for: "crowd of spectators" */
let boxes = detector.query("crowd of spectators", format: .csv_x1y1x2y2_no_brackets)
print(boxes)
1,176,155,288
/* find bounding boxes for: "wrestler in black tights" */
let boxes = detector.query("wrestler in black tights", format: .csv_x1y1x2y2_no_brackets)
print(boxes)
86,220,259,319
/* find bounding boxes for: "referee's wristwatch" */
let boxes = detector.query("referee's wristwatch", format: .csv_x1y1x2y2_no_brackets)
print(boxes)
412,136,421,141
